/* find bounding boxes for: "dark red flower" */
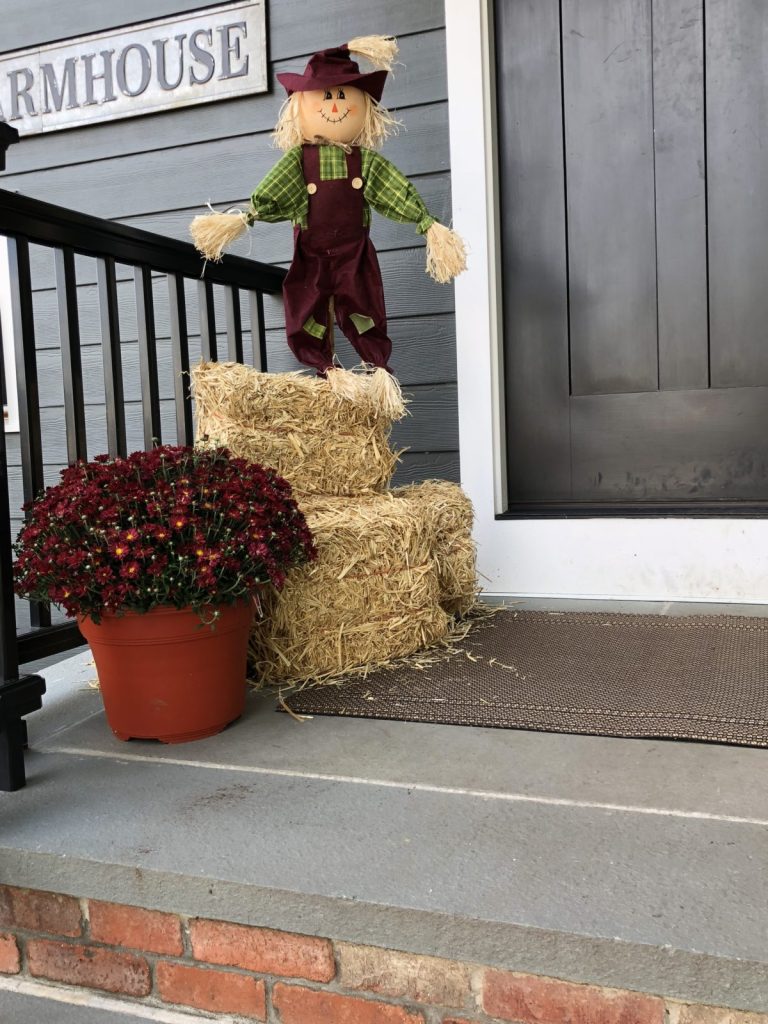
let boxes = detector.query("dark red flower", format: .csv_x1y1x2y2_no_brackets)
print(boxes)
13,444,314,622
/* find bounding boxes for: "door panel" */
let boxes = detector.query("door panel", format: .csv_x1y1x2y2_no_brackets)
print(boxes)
563,0,659,397
706,0,768,388
571,386,768,500
498,0,572,502
496,0,768,507
652,0,709,390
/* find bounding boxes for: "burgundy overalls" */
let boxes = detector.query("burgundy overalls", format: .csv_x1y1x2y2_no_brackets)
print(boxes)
282,144,393,374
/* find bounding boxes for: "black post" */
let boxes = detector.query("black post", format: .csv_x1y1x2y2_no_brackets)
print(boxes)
0,294,44,791
97,256,127,459
134,265,161,449
0,124,19,172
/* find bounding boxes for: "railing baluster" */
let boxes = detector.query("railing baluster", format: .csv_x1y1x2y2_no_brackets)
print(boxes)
168,273,193,446
6,237,49,629
249,290,267,371
0,237,46,790
197,279,218,362
55,247,87,464
225,285,243,363
134,265,161,449
97,256,127,458
7,239,43,511
0,311,44,790
0,309,19,684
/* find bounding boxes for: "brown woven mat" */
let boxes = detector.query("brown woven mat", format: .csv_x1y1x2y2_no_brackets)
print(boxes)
280,610,768,746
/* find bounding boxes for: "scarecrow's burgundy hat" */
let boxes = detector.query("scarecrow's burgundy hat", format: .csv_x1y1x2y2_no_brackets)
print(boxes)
276,45,388,102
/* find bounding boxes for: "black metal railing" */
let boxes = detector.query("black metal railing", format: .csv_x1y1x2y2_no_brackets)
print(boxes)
0,186,286,789
0,124,18,172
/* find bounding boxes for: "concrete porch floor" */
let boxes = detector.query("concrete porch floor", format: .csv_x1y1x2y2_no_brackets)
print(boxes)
2,598,768,1017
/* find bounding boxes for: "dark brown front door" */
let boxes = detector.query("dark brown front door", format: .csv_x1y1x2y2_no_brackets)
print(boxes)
495,0,768,511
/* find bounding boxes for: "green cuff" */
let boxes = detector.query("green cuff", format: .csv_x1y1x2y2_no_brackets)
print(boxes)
417,214,437,236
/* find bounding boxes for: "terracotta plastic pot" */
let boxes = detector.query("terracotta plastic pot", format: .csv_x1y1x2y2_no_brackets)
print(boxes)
78,601,255,744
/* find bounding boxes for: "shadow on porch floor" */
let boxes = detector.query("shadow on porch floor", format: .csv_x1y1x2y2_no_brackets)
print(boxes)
2,598,768,1014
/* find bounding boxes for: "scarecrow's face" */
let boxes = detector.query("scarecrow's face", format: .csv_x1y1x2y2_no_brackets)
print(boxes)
298,85,367,145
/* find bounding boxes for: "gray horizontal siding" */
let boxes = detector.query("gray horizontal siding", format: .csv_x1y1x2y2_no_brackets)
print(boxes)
392,451,459,486
0,1,445,59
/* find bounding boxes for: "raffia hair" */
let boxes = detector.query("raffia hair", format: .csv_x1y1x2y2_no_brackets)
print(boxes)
272,91,401,151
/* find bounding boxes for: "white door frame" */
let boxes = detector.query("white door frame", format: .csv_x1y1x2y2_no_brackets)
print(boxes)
0,237,20,434
444,0,768,603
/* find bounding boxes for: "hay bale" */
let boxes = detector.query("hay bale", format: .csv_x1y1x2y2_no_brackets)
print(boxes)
191,361,406,496
249,489,453,685
190,362,476,683
249,482,477,686
393,480,478,617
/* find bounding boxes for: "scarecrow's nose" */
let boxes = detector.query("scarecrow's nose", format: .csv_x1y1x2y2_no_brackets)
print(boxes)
331,102,338,113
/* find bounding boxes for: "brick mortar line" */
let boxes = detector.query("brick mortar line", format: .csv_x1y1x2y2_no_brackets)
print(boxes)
16,930,27,978
179,914,193,959
147,956,158,1008
79,897,91,942
264,974,275,1024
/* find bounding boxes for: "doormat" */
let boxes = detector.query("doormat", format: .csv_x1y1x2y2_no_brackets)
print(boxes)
280,610,768,746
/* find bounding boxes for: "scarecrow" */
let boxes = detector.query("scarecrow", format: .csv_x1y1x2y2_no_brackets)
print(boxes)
191,35,466,379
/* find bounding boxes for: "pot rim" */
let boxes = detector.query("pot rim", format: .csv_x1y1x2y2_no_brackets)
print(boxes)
76,594,260,625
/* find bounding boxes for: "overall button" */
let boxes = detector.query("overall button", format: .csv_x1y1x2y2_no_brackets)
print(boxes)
351,177,363,190
307,183,318,195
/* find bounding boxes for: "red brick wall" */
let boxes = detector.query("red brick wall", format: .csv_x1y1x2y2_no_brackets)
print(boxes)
0,884,765,1023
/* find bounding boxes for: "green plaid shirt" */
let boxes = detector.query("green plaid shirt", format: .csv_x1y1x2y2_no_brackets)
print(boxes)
249,145,436,235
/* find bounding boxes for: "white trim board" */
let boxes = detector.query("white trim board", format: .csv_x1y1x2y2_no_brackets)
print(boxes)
444,0,768,603
0,237,20,433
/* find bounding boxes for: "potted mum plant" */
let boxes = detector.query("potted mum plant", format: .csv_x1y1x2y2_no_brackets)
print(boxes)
14,445,316,744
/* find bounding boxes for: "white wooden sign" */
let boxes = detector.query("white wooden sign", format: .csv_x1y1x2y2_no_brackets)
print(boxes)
0,0,267,136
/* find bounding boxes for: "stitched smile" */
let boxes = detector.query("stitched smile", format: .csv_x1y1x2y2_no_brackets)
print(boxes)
319,109,350,124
